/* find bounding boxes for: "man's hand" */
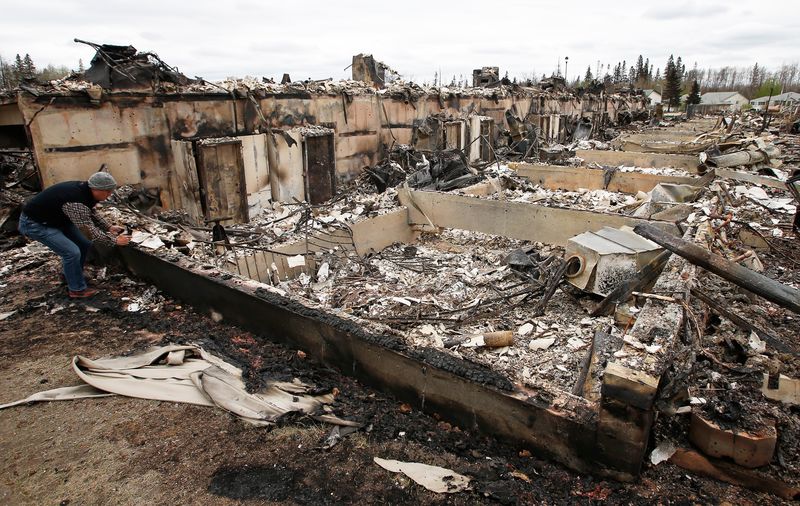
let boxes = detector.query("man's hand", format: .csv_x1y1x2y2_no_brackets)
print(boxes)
109,225,125,235
115,234,132,246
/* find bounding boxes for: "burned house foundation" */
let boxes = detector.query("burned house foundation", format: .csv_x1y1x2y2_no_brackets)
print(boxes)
111,147,705,480
2,44,799,499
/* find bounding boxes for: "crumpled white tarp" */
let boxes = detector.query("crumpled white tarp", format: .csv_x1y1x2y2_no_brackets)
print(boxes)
0,344,333,426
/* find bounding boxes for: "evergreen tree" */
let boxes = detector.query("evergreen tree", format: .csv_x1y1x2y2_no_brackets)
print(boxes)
687,80,701,105
78,58,85,73
584,66,593,83
663,55,683,110
13,53,24,80
0,56,11,89
654,68,661,83
749,63,762,95
21,53,35,79
635,55,644,81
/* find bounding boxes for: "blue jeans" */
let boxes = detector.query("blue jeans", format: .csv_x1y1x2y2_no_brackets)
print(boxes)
18,213,92,291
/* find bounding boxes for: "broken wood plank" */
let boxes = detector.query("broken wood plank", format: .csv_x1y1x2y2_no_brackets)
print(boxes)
399,189,680,247
634,223,800,314
669,448,800,500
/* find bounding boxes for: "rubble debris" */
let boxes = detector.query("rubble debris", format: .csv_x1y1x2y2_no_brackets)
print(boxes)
373,457,471,493
690,287,793,354
528,338,555,351
75,39,195,90
351,54,398,88
361,146,482,193
634,223,800,313
472,67,500,87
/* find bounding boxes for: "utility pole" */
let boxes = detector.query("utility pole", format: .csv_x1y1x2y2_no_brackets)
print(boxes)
565,56,569,84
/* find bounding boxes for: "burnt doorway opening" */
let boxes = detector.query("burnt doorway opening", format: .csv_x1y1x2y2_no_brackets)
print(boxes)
303,133,336,205
195,139,249,224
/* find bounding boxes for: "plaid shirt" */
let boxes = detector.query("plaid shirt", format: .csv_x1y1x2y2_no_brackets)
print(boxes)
62,202,115,247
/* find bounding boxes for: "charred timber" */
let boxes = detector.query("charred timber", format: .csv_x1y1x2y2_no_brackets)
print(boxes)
633,223,800,314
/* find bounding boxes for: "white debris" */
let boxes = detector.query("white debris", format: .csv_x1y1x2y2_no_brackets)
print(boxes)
140,235,165,250
518,323,534,336
567,337,586,350
645,344,662,354
287,255,306,268
649,441,677,465
373,457,471,494
317,262,330,282
748,332,767,354
528,338,555,350
388,296,413,306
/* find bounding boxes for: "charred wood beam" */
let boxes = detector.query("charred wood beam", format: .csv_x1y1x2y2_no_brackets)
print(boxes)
571,330,600,397
633,223,800,314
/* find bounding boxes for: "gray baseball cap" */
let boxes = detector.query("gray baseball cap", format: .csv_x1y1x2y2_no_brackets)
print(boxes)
88,172,117,191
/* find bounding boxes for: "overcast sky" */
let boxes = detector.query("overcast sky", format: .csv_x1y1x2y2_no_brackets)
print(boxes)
1,0,798,83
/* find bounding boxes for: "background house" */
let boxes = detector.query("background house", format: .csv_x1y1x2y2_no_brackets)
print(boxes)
643,89,661,105
696,91,749,113
750,91,800,110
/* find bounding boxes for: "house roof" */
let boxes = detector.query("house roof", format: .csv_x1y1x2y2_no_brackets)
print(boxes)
751,91,800,103
643,89,660,97
700,91,746,104
700,91,747,105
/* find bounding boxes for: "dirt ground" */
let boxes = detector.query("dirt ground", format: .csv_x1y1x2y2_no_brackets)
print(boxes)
0,243,788,505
